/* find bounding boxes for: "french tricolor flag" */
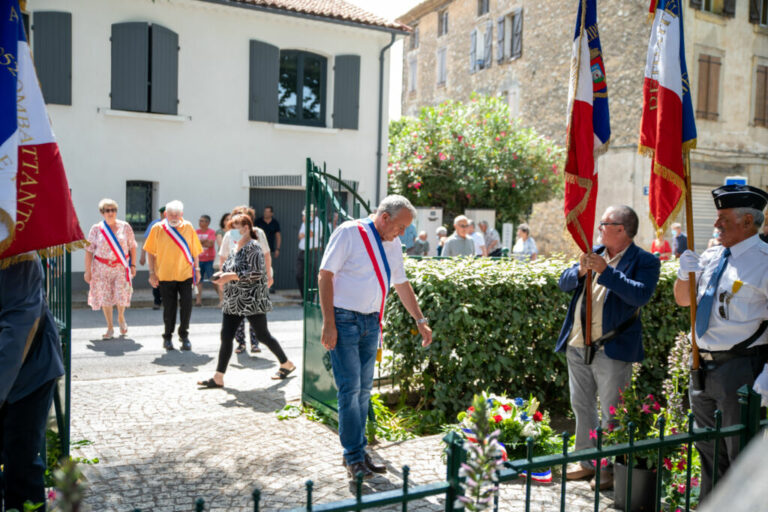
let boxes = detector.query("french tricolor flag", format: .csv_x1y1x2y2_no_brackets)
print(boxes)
0,0,84,264
563,0,610,253
639,0,697,235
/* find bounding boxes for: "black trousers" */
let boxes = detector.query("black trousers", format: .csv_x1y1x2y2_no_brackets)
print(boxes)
158,279,193,340
217,313,288,373
0,378,56,511
152,286,162,306
690,349,767,500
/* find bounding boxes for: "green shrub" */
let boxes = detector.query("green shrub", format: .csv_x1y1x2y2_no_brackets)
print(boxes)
383,257,689,424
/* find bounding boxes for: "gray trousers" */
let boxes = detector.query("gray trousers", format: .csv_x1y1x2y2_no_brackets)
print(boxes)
690,351,765,500
567,346,633,469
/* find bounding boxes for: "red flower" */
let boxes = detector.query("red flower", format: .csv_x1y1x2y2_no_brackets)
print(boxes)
589,429,597,440
676,458,686,471
512,153,518,160
501,404,512,412
606,423,615,432
653,402,661,412
457,135,463,142
677,483,686,494
468,406,475,413
641,403,652,414
439,152,447,161
493,415,503,423
500,131,506,137
646,394,655,401
533,411,543,422
691,477,699,487
663,458,673,471
609,405,617,416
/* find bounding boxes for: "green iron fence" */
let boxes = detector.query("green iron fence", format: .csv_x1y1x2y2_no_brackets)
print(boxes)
302,158,373,420
132,387,765,512
43,247,72,458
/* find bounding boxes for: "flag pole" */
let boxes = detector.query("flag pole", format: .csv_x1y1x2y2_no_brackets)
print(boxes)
683,152,699,370
585,269,593,351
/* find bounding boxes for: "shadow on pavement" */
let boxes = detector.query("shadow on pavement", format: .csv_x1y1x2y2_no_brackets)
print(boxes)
230,352,277,370
86,338,143,356
219,379,292,413
151,350,213,373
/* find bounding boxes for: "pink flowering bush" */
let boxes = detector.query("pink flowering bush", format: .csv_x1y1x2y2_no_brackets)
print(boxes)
387,93,564,225
604,380,663,469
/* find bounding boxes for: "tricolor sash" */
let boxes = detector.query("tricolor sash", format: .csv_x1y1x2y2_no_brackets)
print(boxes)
356,218,390,348
99,220,131,283
160,220,196,284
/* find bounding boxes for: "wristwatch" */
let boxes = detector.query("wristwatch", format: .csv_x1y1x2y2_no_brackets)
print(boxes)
416,317,429,325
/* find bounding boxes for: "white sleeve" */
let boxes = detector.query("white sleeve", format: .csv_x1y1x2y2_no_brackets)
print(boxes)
387,243,408,285
218,232,231,259
530,238,538,254
320,226,350,274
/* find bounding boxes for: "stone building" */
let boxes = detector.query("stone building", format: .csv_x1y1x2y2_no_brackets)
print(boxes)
398,0,768,255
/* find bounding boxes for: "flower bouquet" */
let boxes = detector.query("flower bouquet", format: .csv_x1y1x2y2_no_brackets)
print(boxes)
457,393,562,482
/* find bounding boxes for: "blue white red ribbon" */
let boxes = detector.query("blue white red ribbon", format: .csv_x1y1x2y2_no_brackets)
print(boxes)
161,219,196,284
356,218,390,347
99,220,131,283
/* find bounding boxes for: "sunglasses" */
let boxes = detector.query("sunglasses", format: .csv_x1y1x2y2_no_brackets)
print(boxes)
103,208,117,213
599,222,622,227
718,291,730,319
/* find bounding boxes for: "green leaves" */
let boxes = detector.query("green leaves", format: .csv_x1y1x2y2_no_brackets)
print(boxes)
388,94,564,225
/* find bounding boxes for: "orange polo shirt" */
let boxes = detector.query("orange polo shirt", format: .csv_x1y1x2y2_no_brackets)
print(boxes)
143,220,202,282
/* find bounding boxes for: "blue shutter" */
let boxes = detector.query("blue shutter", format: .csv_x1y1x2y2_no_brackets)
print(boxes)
150,24,178,115
496,16,505,63
484,20,493,69
111,22,149,112
333,55,360,130
511,9,523,60
249,40,279,122
32,11,71,105
470,29,477,73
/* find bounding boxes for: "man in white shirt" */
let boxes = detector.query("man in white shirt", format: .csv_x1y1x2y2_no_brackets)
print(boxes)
468,219,487,257
296,208,323,299
674,184,768,499
318,195,432,481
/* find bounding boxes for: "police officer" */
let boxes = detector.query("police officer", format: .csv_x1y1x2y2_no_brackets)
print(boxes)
674,184,768,499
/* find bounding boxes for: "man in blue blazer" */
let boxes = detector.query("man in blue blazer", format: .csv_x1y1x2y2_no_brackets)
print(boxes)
556,206,660,490
0,254,65,509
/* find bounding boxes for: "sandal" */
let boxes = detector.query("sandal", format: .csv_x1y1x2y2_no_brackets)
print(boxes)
272,366,296,380
235,343,246,354
119,322,128,336
102,328,114,340
197,378,223,389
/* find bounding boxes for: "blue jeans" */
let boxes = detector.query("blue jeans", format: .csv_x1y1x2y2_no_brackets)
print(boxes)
329,307,380,465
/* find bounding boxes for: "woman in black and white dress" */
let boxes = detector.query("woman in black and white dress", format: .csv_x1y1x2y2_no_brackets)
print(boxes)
197,214,295,388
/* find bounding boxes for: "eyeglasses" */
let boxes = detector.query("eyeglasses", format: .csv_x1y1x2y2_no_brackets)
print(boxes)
599,222,622,227
457,224,469,228
103,208,117,213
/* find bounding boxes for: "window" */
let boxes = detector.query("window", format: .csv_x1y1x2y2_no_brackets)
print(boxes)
409,58,418,92
438,9,448,37
126,181,154,232
751,0,768,25
278,50,327,127
503,8,523,61
32,11,71,105
690,0,735,17
755,65,768,127
111,22,178,114
410,26,419,50
437,48,447,85
696,54,721,120
477,0,490,16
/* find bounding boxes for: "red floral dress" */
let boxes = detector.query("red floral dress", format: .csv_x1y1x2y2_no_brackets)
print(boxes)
86,220,136,309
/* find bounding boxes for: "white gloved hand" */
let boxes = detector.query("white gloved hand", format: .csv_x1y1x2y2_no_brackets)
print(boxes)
677,250,702,280
753,364,768,408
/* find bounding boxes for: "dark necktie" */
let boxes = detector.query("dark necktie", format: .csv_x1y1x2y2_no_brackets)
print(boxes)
695,248,731,339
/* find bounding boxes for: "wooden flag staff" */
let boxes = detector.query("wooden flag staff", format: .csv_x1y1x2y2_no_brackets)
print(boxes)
683,153,700,372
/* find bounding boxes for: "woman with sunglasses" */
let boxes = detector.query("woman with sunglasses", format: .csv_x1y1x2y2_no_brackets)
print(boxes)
84,198,137,339
198,214,295,388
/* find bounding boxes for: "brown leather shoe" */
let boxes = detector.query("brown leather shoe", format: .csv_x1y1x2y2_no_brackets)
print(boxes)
566,463,595,480
346,461,373,481
341,454,387,474
589,470,613,490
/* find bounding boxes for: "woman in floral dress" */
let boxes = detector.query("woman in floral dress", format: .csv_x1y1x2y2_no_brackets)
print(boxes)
84,198,137,339
198,213,294,388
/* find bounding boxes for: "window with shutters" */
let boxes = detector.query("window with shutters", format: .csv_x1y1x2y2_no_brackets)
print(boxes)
504,9,523,61
438,9,449,37
475,26,486,70
410,26,420,50
696,54,721,121
125,181,154,232
755,65,768,127
278,50,326,127
437,48,447,86
760,0,768,25
477,0,490,16
110,22,178,115
409,58,418,92
32,11,71,105
691,0,736,17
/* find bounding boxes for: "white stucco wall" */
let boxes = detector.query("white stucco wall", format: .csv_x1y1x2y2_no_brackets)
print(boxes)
27,0,398,272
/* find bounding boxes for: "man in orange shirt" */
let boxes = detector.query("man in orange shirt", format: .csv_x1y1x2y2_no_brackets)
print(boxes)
144,200,203,351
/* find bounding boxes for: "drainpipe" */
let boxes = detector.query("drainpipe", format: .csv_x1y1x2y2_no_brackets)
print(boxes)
376,33,397,205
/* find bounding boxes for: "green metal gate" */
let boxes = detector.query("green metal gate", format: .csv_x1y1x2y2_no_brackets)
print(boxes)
302,158,372,419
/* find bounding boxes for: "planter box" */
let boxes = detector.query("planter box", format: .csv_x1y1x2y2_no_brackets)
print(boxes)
613,461,657,511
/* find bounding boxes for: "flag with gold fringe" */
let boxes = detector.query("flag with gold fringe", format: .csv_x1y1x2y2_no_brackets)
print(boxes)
563,0,610,253
639,0,697,235
0,0,85,267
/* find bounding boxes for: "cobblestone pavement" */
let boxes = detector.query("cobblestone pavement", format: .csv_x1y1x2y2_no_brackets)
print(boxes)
71,306,617,511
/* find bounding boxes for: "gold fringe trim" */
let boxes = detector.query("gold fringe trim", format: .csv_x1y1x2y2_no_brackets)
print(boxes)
682,139,697,153
637,144,655,159
564,172,595,251
647,12,655,23
652,160,686,191
649,159,687,238
0,208,14,256
0,239,89,270
594,138,611,158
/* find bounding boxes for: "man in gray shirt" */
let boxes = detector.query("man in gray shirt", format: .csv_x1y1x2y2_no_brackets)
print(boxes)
479,220,502,257
442,215,475,257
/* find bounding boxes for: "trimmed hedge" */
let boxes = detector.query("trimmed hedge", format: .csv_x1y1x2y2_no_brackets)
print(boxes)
383,257,689,424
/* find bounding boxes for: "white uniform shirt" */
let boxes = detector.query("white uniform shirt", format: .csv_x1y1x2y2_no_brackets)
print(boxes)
298,216,322,251
320,220,408,314
696,234,768,351
470,232,486,256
